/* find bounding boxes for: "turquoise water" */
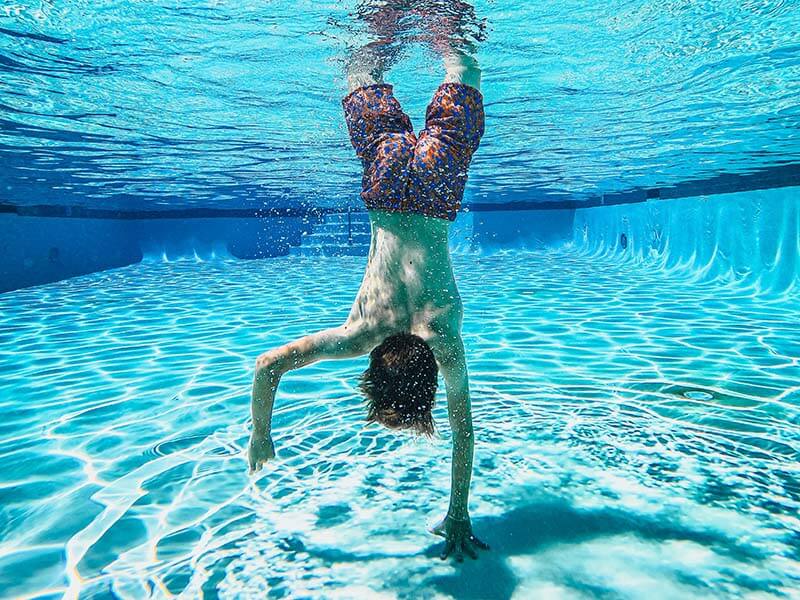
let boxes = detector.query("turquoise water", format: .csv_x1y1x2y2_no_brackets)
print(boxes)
2,0,800,596
1,1,799,210
1,249,798,598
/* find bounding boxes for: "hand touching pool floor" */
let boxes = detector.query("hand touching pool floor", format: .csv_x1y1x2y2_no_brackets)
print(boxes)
247,41,486,561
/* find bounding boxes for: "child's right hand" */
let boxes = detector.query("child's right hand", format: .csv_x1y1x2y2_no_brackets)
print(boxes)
247,433,276,473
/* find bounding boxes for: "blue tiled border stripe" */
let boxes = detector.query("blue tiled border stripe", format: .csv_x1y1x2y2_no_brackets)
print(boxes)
1,163,798,219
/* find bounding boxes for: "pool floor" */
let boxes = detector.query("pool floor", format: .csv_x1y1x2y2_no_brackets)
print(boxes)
1,248,798,598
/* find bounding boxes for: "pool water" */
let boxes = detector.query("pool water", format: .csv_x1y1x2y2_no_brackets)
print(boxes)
2,1,799,210
1,248,799,598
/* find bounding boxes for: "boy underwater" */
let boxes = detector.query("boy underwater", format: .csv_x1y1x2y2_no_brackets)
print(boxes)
248,39,488,561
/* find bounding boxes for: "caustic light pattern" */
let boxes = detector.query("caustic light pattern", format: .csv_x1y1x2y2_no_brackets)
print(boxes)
0,250,798,598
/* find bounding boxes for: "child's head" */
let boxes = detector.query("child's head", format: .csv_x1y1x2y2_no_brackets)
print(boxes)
360,332,438,435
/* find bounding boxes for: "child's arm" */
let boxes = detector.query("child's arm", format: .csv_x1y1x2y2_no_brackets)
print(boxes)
430,337,489,561
248,325,372,472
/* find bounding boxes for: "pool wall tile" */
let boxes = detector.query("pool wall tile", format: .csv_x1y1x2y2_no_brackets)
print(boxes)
0,214,142,293
130,217,307,261
0,215,307,292
450,209,576,251
4,187,799,293
573,186,800,293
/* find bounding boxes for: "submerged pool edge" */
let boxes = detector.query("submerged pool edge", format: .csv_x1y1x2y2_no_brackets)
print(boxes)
1,185,798,294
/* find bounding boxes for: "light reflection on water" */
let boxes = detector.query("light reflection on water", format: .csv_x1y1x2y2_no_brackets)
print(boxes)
0,248,798,597
0,1,798,210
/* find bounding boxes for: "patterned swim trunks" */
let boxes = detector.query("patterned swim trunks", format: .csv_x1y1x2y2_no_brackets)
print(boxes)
342,82,485,221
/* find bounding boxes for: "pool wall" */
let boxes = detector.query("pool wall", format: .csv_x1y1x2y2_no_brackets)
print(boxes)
0,215,308,292
573,186,799,294
2,185,799,293
450,209,575,251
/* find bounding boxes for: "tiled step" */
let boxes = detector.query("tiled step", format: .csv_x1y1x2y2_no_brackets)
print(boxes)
312,222,370,235
321,211,370,225
290,244,370,257
301,232,371,246
292,211,371,256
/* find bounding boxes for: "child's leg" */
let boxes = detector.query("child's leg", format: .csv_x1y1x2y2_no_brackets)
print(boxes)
342,50,417,212
406,58,485,220
346,41,394,93
443,51,482,90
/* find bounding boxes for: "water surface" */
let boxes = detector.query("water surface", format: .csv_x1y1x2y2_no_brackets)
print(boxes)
1,1,799,210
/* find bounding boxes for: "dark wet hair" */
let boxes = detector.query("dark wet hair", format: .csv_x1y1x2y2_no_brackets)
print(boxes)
360,332,438,436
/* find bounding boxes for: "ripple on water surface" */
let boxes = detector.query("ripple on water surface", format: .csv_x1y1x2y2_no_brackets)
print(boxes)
0,249,798,598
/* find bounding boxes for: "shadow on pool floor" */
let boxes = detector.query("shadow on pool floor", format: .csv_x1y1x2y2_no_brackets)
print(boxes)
295,494,774,599
418,497,774,600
